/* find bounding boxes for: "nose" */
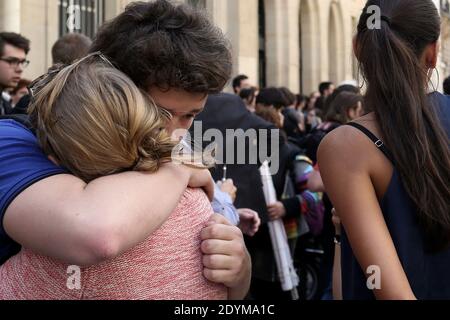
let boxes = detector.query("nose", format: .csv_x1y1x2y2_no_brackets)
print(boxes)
14,64,24,74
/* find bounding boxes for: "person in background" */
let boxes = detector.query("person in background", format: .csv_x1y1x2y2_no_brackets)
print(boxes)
279,87,303,140
255,87,286,113
306,91,321,111
0,32,30,116
52,33,92,65
305,108,322,133
9,79,30,107
315,82,335,112
239,87,257,113
252,100,320,300
216,178,261,237
444,76,450,95
12,33,93,115
302,90,364,300
295,94,308,112
319,82,335,99
323,92,364,130
232,74,251,95
295,94,308,134
193,92,280,299
322,84,361,118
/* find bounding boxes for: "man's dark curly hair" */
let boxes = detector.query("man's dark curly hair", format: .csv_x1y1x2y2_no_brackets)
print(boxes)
90,0,232,94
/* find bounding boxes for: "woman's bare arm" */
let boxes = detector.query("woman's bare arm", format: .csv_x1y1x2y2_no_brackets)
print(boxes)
318,127,416,300
4,163,212,266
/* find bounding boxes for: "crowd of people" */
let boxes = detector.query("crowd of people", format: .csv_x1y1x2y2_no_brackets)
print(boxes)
230,75,366,300
0,0,449,301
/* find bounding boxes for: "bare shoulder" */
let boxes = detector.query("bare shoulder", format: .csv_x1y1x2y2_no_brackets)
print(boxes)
318,113,380,169
318,125,367,171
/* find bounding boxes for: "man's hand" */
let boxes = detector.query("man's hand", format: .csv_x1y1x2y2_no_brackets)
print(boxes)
200,214,251,300
185,166,214,201
267,202,286,221
237,208,261,237
217,179,237,202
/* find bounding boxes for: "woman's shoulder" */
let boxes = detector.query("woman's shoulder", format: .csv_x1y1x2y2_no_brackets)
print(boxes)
318,124,365,156
318,115,380,170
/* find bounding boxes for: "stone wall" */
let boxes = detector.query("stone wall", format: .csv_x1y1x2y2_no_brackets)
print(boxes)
1,0,448,93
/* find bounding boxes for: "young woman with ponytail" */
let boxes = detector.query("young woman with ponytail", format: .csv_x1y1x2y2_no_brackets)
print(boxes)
318,0,450,300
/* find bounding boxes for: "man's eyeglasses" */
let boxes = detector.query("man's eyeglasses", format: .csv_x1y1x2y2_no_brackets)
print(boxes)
0,57,30,69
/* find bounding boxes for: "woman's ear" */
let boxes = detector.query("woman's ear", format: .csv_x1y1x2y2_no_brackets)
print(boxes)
423,41,439,69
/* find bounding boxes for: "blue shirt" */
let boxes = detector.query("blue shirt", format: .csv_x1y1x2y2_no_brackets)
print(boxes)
0,120,66,265
212,184,240,226
179,137,240,226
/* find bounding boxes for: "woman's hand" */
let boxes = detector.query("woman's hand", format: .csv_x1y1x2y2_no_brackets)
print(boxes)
267,202,286,221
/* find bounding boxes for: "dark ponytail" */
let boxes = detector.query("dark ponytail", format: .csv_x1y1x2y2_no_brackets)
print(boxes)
356,0,450,252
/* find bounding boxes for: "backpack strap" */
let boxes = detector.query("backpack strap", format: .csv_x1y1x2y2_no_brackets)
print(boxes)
346,122,394,164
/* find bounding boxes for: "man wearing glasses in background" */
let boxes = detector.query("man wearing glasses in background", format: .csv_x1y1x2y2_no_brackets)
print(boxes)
0,32,30,116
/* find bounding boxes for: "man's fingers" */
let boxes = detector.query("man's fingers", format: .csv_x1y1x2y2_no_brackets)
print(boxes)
203,268,234,286
202,254,234,270
253,216,261,229
208,213,233,226
201,238,244,256
201,222,242,241
267,211,277,219
240,212,253,219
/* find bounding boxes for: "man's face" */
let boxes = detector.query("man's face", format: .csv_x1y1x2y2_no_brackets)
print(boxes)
324,84,335,97
0,44,27,89
148,87,207,139
238,79,252,94
240,79,251,91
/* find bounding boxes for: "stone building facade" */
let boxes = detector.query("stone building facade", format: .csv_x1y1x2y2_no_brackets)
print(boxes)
0,0,448,94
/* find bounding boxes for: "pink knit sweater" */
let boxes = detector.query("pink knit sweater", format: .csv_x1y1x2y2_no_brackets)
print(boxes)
0,188,227,300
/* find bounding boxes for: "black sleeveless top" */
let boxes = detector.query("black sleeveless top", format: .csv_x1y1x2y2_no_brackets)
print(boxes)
341,92,450,300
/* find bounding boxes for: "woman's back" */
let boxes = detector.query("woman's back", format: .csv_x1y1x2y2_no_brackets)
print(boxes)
319,0,449,300
338,93,450,299
0,188,227,300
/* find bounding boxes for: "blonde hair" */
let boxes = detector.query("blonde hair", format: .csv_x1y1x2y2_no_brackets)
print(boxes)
28,54,175,182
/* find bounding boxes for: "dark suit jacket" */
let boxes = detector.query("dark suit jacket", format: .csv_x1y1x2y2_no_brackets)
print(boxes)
191,93,280,223
0,96,13,115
